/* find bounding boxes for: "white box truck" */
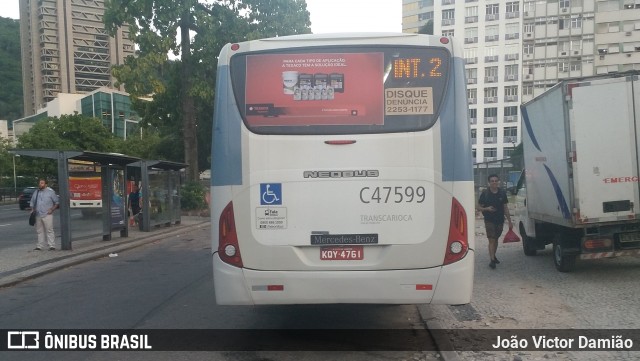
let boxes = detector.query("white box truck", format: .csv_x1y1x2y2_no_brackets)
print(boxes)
517,72,640,272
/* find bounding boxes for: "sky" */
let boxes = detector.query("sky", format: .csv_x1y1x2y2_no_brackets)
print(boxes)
0,1,19,20
306,0,401,34
0,0,402,33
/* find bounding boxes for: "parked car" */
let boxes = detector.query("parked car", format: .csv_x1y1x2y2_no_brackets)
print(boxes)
199,169,211,180
18,187,37,210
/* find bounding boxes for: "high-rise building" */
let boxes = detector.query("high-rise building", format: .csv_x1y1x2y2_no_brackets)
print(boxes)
18,0,135,116
521,1,596,102
403,0,523,164
523,1,640,101
402,0,640,164
592,1,640,75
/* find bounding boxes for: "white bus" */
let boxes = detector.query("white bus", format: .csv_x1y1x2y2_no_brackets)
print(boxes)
211,33,474,305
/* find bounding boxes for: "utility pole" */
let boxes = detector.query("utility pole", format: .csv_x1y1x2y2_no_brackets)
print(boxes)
13,154,17,194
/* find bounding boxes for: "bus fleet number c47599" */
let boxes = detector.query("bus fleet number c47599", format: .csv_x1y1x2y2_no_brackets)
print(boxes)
359,186,426,204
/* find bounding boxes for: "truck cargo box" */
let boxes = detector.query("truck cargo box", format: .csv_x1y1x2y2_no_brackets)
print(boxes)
518,72,640,271
521,73,640,227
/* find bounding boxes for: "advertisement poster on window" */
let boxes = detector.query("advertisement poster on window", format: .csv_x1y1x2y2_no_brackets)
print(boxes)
245,53,384,126
111,169,126,228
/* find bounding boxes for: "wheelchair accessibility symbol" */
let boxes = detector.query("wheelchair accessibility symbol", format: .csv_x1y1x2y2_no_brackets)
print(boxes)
260,183,282,205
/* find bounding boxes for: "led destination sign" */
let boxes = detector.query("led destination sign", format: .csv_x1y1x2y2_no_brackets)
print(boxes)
392,57,443,79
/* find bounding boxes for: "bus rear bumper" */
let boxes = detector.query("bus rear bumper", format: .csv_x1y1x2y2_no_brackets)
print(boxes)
213,251,474,305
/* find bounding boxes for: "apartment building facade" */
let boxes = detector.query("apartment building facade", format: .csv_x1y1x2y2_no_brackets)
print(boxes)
19,0,135,116
524,1,640,100
403,0,640,164
403,0,523,163
592,1,640,75
521,1,596,103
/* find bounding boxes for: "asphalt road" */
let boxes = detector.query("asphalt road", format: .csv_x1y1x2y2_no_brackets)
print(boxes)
0,204,104,249
0,224,442,361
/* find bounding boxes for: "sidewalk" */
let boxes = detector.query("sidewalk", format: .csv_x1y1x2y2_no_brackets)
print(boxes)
424,211,582,361
0,216,211,288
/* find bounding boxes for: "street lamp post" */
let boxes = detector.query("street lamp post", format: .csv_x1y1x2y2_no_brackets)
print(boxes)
13,154,16,194
12,154,20,195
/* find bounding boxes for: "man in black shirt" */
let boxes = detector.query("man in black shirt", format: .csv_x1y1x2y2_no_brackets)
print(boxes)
128,184,141,224
477,174,513,269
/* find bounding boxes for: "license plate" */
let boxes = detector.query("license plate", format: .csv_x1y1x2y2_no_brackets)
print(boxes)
320,246,364,260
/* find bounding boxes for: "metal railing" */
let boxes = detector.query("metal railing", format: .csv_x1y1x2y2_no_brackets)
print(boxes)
474,155,523,199
0,188,20,203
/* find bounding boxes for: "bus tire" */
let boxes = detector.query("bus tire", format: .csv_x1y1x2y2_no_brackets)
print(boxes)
553,235,576,272
520,223,537,256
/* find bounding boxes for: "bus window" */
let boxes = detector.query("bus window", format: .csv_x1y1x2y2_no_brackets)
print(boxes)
229,47,450,135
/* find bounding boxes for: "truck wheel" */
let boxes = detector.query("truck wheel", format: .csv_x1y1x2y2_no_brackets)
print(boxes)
520,223,537,256
553,237,576,272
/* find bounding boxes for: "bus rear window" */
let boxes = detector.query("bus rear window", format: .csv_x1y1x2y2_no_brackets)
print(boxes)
229,46,451,135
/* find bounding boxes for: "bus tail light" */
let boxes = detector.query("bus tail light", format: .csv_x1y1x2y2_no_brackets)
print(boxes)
444,197,469,265
219,201,243,267
584,238,612,250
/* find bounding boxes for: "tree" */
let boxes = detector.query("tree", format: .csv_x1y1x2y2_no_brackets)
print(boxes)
0,136,14,187
509,142,524,169
104,0,311,181
511,142,523,158
418,20,433,35
17,114,119,152
15,114,119,178
114,126,164,160
0,137,36,189
0,16,23,122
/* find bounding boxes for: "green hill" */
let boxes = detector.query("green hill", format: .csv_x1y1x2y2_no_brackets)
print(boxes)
0,16,23,125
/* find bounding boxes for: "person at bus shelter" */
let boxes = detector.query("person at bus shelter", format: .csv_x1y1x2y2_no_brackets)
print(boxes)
128,183,142,225
30,178,59,251
477,174,513,269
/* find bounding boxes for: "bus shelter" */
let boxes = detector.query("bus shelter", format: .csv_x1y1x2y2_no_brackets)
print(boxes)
9,149,140,250
127,160,187,232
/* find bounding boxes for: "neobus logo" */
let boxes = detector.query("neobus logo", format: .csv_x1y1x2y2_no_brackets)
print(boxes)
303,170,379,179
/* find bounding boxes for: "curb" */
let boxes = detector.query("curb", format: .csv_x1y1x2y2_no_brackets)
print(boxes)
0,220,211,289
418,305,461,361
